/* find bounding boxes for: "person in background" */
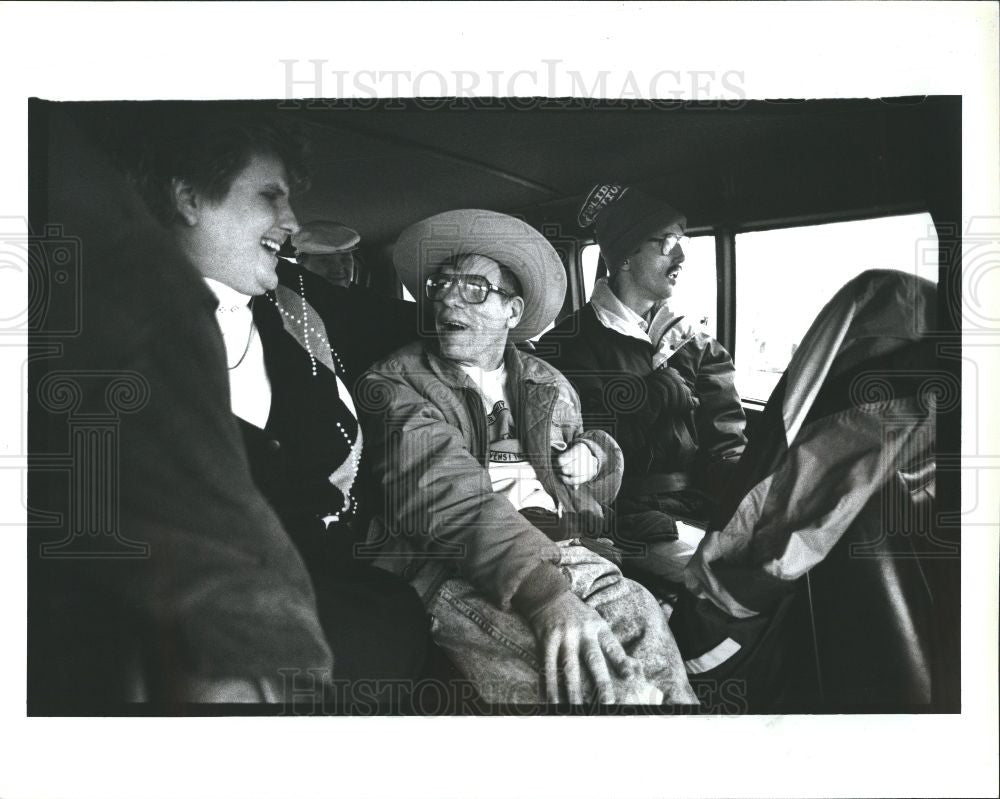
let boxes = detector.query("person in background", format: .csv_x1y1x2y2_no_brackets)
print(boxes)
358,209,697,705
539,184,747,589
293,219,361,288
288,218,421,388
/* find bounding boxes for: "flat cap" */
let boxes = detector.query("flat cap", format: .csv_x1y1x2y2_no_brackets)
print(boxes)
292,220,361,255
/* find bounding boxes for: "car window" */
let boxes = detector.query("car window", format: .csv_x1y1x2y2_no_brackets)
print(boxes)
734,212,939,401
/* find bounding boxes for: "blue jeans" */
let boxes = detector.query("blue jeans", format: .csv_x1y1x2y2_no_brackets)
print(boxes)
426,540,698,704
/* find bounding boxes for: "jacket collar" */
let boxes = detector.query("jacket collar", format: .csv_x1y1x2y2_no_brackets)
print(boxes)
422,340,557,392
591,277,683,344
590,278,697,368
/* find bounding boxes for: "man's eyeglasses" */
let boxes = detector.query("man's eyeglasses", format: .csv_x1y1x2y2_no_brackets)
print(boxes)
425,273,514,304
645,232,687,255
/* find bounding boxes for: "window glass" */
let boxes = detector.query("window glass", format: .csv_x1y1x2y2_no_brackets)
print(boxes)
580,242,602,302
734,212,939,402
401,283,416,303
672,235,717,336
580,236,718,337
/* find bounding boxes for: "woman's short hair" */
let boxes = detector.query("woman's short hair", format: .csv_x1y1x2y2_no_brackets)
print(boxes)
121,107,311,226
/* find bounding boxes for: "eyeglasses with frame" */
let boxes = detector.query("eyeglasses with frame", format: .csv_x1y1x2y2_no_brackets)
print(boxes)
645,232,688,255
425,273,514,304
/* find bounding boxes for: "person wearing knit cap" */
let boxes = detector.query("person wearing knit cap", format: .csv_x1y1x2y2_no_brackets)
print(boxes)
357,209,697,705
539,185,747,591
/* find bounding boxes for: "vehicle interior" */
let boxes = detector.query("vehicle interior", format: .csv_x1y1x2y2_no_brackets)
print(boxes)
30,96,961,713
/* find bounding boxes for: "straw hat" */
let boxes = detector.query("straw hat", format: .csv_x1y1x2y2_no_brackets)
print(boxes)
393,209,566,342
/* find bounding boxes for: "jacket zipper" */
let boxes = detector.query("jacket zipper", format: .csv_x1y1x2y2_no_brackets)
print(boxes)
536,384,572,510
465,388,489,467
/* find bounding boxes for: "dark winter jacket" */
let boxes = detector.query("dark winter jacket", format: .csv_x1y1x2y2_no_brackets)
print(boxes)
538,301,746,504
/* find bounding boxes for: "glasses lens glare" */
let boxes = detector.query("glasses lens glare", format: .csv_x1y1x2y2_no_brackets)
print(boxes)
661,234,687,254
427,274,492,303
461,279,489,303
426,276,448,299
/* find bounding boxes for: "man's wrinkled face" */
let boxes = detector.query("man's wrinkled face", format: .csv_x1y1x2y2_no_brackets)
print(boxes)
430,253,523,369
627,222,686,303
301,252,356,288
184,152,299,295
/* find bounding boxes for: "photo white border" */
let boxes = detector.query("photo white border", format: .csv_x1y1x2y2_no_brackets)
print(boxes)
1,3,997,798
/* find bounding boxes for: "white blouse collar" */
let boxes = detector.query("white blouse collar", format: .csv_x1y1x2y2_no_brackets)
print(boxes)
203,277,253,313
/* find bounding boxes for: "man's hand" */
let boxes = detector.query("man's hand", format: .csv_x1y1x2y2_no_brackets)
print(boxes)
555,442,600,488
526,591,638,703
650,365,699,412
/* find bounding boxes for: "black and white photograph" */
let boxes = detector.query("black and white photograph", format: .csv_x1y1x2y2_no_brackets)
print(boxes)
2,3,998,798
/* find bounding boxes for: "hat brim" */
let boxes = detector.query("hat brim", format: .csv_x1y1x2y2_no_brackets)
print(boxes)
292,222,361,254
393,210,567,342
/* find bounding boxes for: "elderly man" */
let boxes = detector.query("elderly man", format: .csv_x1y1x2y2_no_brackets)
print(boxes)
291,219,419,380
293,219,361,287
358,210,696,705
539,185,747,586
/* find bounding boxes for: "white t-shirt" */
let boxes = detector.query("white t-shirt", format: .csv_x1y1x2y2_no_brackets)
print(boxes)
460,363,558,514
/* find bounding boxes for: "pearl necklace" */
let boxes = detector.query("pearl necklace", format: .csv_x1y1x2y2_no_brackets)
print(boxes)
268,274,360,526
326,419,362,523
267,274,346,377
